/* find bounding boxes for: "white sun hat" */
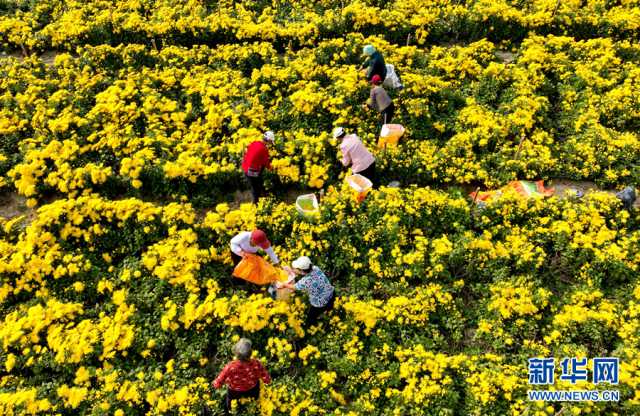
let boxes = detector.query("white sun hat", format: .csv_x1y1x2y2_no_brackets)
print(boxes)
263,130,275,142
292,256,312,271
332,127,345,139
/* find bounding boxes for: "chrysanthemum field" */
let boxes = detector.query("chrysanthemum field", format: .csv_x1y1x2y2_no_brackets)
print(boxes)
1,1,640,415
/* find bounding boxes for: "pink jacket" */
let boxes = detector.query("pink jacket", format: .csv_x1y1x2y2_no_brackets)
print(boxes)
340,134,375,173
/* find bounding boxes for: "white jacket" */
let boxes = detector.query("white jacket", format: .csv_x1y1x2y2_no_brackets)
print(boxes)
230,231,279,264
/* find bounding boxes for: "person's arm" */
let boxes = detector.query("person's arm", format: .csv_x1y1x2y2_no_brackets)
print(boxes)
230,233,247,257
213,364,231,389
366,61,376,81
264,246,279,264
340,142,352,167
244,143,256,172
368,88,377,109
294,276,309,291
262,145,272,170
256,360,271,384
358,57,370,71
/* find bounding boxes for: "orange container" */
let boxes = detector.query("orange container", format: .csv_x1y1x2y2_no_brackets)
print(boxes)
378,124,405,148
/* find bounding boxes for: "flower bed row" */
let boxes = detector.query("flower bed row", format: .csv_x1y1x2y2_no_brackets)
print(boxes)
1,34,639,208
1,0,639,53
0,186,639,414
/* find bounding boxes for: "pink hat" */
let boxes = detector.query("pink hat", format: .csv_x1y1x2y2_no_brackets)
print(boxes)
371,74,382,85
250,229,270,249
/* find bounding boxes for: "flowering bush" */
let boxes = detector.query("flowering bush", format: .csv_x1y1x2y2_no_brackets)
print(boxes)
2,30,640,205
1,1,640,415
0,187,638,415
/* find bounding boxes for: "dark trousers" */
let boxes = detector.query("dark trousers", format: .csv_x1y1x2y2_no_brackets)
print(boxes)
230,251,248,288
307,291,336,326
380,102,395,127
245,173,264,204
225,383,260,415
231,251,242,266
355,162,378,189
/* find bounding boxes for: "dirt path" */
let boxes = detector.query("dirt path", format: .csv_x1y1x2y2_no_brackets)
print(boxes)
228,188,302,209
0,51,58,67
5,49,635,212
1,180,636,225
0,193,37,226
549,179,640,208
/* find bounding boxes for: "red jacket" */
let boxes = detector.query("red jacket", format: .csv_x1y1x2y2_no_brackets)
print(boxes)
242,141,271,174
213,359,271,392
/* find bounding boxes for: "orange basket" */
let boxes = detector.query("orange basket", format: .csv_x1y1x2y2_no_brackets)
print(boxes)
377,124,405,149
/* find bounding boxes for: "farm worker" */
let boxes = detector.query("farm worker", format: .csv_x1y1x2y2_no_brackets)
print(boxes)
363,74,394,128
230,229,279,266
359,44,387,82
333,126,378,188
282,256,335,325
242,130,275,203
213,338,271,415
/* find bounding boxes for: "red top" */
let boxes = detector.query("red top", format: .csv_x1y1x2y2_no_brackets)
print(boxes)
242,141,271,173
213,359,271,392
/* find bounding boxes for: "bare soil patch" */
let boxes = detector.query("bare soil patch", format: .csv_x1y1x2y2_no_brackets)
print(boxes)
0,192,37,229
0,50,59,67
496,50,516,63
548,179,640,208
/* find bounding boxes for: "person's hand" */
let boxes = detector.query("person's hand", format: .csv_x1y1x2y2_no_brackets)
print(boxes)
238,250,247,258
282,265,293,274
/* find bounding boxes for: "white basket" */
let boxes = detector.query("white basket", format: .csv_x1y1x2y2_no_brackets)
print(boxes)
295,194,319,216
346,174,373,193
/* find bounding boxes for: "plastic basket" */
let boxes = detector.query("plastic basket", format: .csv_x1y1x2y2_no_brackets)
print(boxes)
347,174,373,193
347,174,373,202
295,194,319,217
378,124,405,148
